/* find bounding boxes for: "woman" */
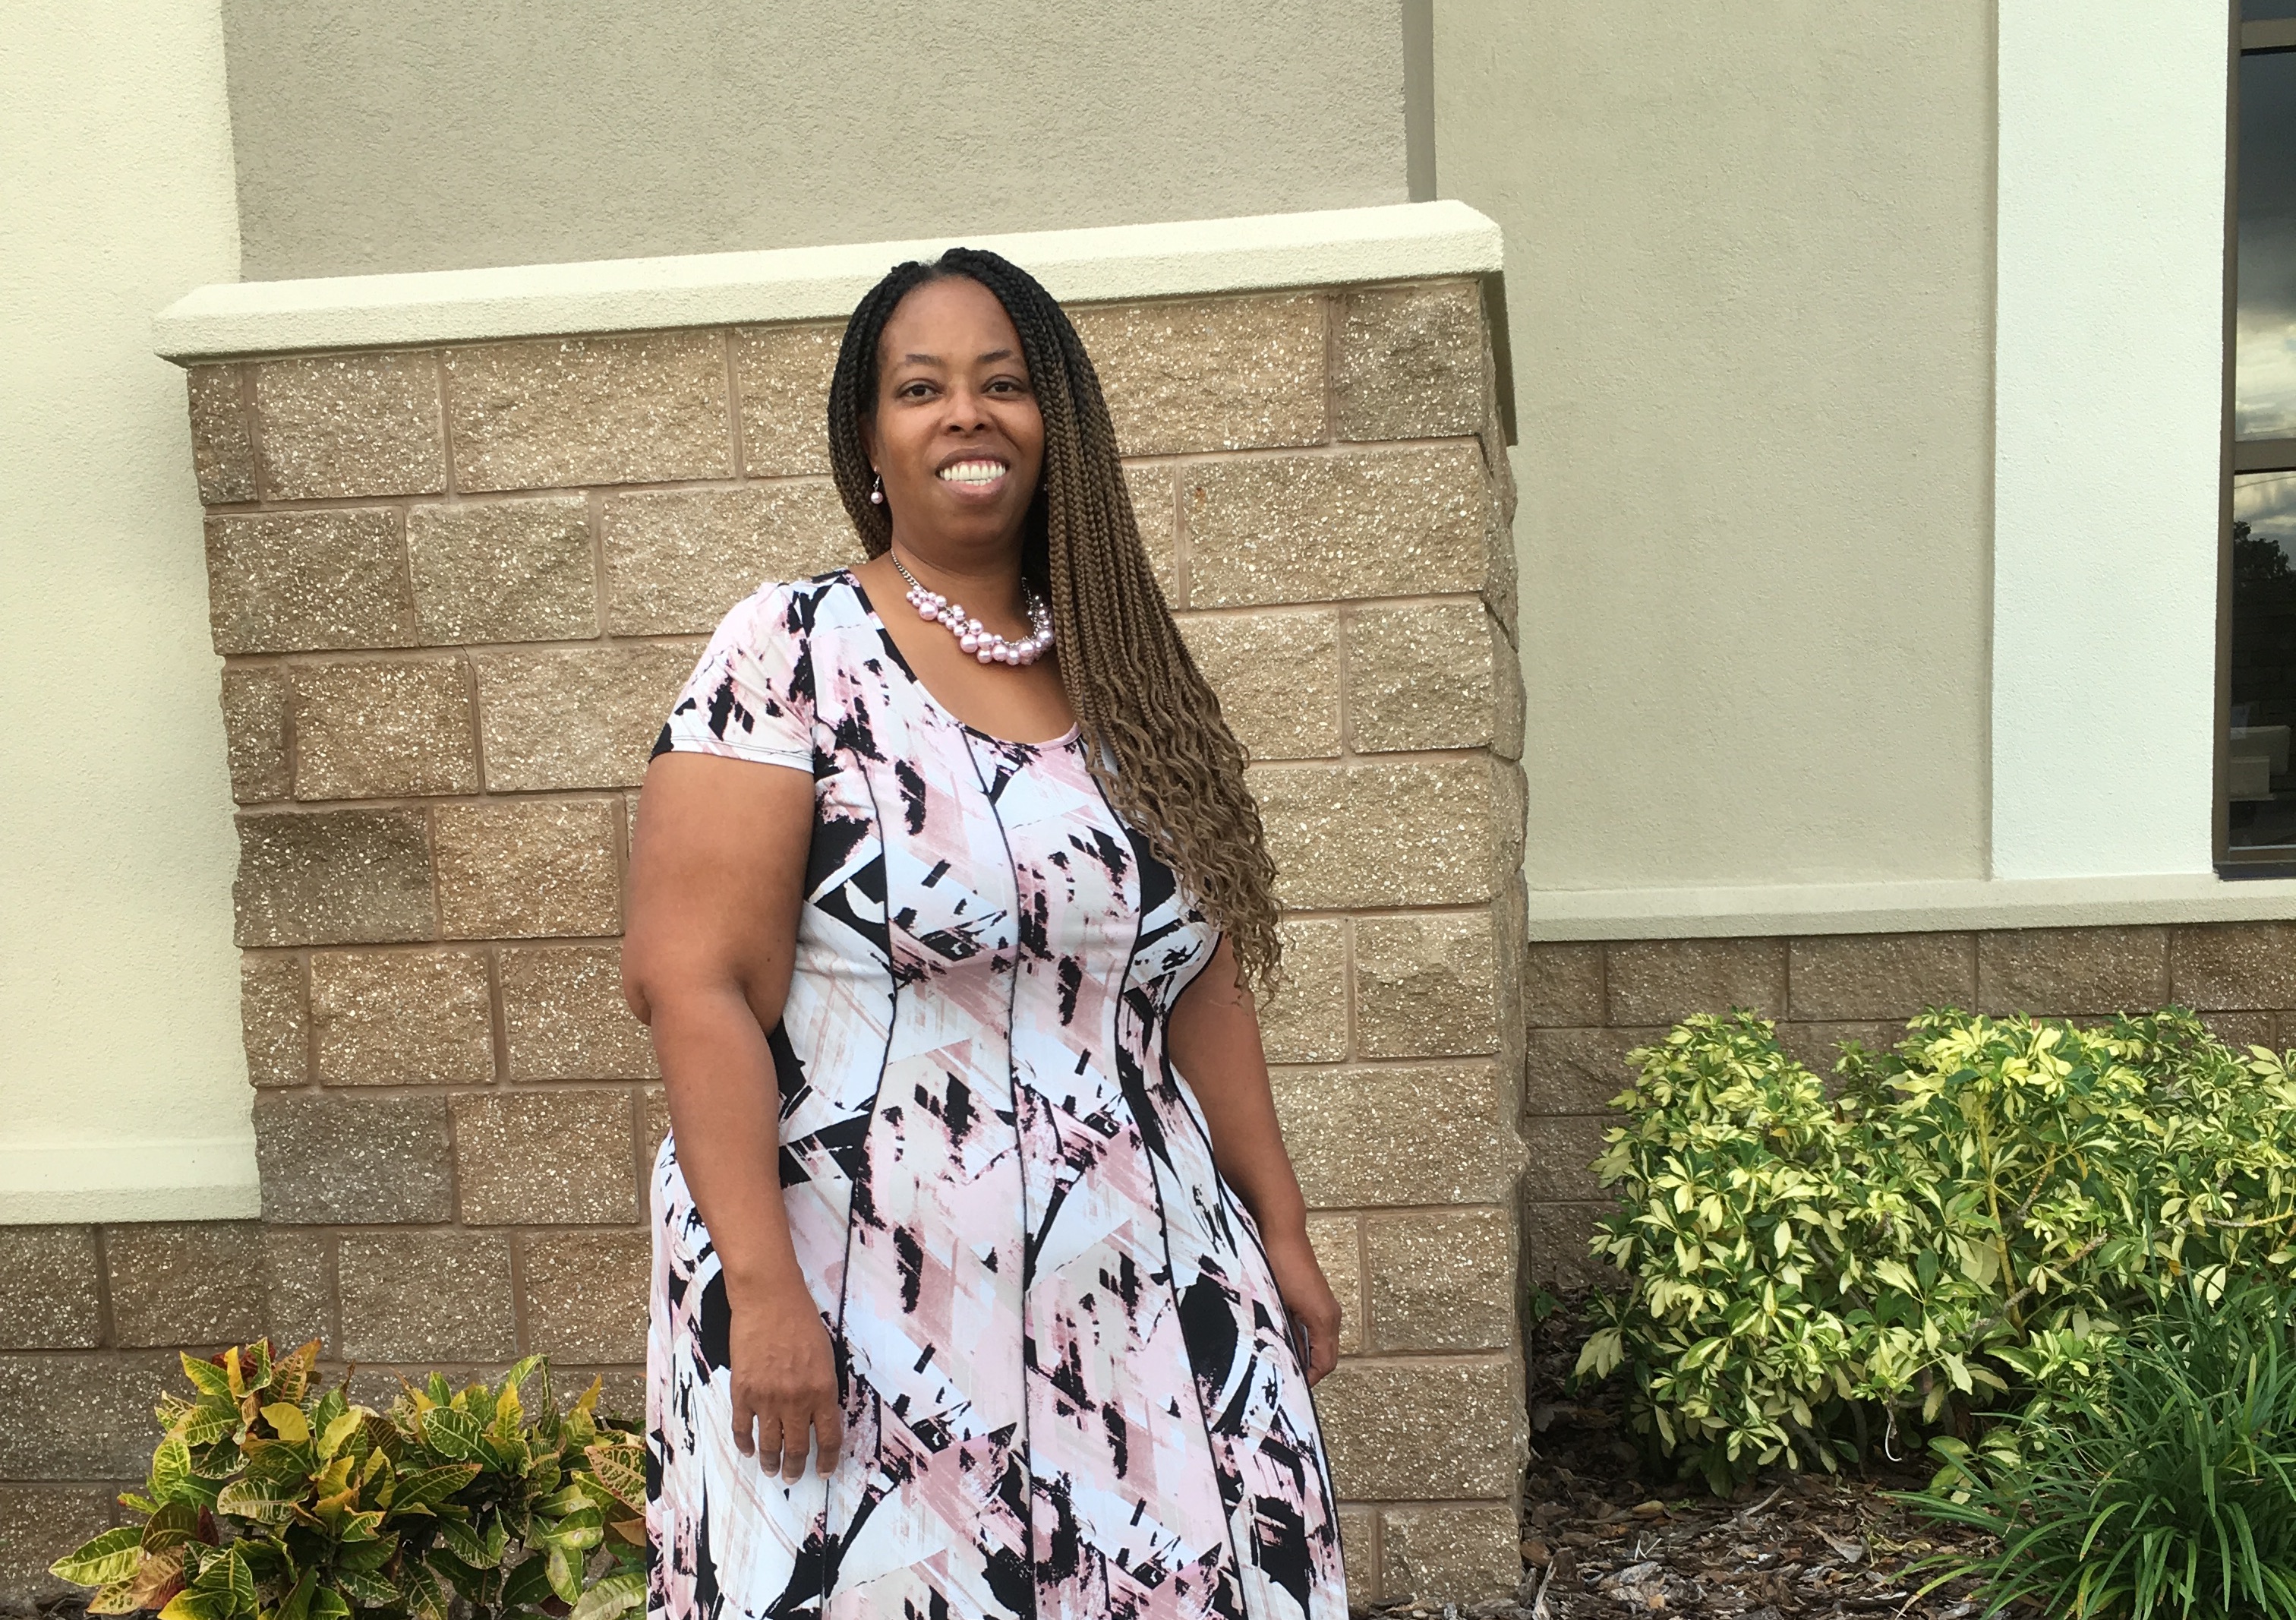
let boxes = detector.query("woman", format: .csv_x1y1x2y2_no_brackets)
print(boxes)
624,247,1347,1620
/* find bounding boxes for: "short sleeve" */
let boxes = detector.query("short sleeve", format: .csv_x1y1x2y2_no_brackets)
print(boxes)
651,582,817,770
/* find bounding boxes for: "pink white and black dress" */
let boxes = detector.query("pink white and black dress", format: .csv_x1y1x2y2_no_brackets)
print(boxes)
645,571,1347,1620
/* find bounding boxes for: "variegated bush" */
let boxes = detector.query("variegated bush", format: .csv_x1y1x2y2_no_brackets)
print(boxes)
1575,1008,2296,1494
49,1341,647,1620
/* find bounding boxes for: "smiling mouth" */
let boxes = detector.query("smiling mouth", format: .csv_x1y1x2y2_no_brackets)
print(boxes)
937,458,1008,488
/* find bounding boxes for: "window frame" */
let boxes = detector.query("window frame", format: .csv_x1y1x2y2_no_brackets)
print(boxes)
2219,8,2296,875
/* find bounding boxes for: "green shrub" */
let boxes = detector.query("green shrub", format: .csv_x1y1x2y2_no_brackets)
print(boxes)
1902,1280,2296,1619
49,1340,648,1620
1575,1007,2296,1494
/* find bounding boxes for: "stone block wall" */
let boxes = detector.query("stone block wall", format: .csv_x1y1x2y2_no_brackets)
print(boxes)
0,278,1530,1605
1520,922,2296,1293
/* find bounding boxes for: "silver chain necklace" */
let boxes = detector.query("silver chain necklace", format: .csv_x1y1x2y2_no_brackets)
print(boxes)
889,554,1055,667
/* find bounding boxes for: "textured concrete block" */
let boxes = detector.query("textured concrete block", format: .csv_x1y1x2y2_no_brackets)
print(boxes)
291,658,479,800
502,944,658,1080
339,1232,516,1362
219,664,292,804
0,1484,122,1599
2173,922,2296,1010
1335,281,1488,444
253,1093,453,1224
1523,941,1605,1028
1125,463,1178,602
1185,445,1492,608
434,800,623,939
446,331,733,491
523,1230,651,1363
1314,1356,1524,1500
1381,1505,1522,1604
1302,1212,1364,1356
1347,599,1500,753
1790,932,1977,1020
240,952,311,1087
1777,1021,1906,1083
406,495,599,644
731,322,843,476
1365,1208,1516,1353
1524,1026,1653,1116
187,364,256,505
1068,294,1326,456
0,1227,101,1349
234,808,436,947
604,482,858,634
1273,1064,1522,1208
1355,912,1499,1059
253,350,446,499
1177,609,1339,761
473,643,697,791
1607,936,1786,1024
641,1084,671,1159
1978,927,2171,1015
1336,1505,1378,1606
311,949,495,1085
1254,759,1513,909
2206,1009,2279,1049
205,510,416,655
262,1229,336,1356
1523,1199,1619,1293
1258,918,1348,1064
453,1091,639,1225
0,1354,178,1479
105,1222,265,1348
1522,1114,1612,1204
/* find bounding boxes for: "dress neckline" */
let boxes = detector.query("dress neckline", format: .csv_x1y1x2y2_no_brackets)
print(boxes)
840,568,1083,752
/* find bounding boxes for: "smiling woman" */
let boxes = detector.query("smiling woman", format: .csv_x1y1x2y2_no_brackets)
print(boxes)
621,249,1348,1619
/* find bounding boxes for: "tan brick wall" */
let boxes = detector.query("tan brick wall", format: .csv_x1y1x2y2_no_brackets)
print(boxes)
0,278,1530,1605
1522,923,2296,1293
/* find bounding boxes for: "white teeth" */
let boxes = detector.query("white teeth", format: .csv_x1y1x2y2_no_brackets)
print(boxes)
937,460,1005,485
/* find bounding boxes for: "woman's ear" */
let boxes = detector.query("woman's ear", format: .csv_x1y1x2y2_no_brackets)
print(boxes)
856,414,877,472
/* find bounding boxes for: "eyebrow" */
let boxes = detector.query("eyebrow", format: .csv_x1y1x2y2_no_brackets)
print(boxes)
896,349,1020,365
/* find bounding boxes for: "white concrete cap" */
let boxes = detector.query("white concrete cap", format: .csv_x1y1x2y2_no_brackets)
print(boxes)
152,200,1506,362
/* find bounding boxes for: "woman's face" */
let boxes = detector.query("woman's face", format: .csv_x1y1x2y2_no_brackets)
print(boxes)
861,276,1046,557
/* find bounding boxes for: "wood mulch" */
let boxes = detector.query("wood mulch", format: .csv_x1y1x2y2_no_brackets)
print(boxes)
1355,1297,2001,1620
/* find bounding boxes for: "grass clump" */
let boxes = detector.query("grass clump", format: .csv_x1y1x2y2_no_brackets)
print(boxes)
1903,1279,2296,1619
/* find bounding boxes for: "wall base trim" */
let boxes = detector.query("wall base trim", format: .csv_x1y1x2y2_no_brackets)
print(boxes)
0,1139,260,1224
1525,872,2296,940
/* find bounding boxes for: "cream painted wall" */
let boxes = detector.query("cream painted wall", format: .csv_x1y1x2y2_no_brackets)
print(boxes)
221,0,1419,280
1992,2,2226,880
1436,2,1998,892
0,0,255,1219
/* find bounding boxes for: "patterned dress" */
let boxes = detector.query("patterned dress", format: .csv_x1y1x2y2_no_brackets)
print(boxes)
645,571,1347,1620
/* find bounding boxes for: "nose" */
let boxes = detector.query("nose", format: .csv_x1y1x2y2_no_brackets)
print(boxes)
941,382,992,431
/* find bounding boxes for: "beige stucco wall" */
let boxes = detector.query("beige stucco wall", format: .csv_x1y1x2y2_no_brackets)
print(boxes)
221,0,1421,280
0,0,254,1217
1437,1,1997,892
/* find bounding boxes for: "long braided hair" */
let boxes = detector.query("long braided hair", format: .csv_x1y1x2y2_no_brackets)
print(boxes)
825,248,1282,992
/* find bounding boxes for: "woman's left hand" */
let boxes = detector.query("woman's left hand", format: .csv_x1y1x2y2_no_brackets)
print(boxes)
1261,1233,1342,1386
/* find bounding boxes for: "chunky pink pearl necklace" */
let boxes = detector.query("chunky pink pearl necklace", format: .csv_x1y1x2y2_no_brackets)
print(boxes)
891,555,1055,666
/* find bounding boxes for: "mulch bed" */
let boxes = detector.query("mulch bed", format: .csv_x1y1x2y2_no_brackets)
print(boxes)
1355,1296,2002,1620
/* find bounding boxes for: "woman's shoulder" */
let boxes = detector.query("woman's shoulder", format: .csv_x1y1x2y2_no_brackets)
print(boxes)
701,568,874,662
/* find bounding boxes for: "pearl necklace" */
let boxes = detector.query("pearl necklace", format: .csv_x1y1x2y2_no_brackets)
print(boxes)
891,556,1055,666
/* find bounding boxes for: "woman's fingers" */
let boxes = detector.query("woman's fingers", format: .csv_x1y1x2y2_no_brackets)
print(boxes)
753,1410,786,1475
815,1402,846,1476
730,1393,757,1456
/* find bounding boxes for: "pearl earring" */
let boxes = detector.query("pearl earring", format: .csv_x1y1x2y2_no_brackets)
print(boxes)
869,472,884,505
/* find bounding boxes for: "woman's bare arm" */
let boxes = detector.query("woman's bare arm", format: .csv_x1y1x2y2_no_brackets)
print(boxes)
1165,937,1342,1384
621,750,840,1477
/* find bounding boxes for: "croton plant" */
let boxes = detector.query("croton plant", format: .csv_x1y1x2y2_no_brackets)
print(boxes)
49,1340,648,1620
